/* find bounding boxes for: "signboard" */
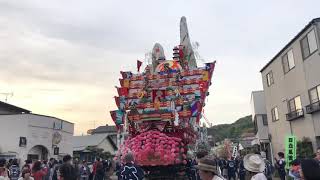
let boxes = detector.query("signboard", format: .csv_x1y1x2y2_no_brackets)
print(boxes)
19,137,27,147
54,147,59,155
285,135,297,169
53,120,63,130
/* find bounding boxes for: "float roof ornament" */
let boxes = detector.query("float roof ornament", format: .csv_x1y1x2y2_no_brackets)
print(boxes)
180,16,197,69
151,43,166,73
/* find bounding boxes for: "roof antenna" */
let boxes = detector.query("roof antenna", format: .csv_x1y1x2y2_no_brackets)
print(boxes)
0,92,13,102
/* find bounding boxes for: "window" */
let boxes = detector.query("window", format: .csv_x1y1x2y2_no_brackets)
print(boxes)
266,71,274,87
309,85,320,103
271,107,279,121
262,114,268,125
288,96,302,112
282,49,295,73
301,29,318,59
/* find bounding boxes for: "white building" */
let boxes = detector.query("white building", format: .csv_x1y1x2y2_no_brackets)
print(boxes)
0,101,74,163
250,91,272,160
72,133,117,162
250,91,270,144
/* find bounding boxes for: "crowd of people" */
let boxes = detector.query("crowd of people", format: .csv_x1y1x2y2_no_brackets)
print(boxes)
187,149,320,180
0,155,115,180
1,148,320,180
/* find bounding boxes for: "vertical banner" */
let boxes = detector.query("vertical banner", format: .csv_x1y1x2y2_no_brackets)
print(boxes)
114,96,120,108
232,146,238,158
110,110,125,126
123,79,130,88
202,71,209,81
117,87,129,96
285,135,297,169
137,60,143,72
120,71,133,79
199,81,208,92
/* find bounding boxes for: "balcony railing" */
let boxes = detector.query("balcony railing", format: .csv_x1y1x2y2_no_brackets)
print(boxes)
286,109,304,121
306,101,320,114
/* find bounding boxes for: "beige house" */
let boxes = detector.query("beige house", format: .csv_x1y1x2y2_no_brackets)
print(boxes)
260,18,320,154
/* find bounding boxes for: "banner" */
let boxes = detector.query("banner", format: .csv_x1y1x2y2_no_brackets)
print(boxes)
120,71,132,79
199,81,208,92
232,146,238,158
205,62,216,71
123,79,130,88
117,87,129,96
137,60,143,72
110,110,125,125
202,71,209,81
120,96,126,110
191,101,200,117
285,135,297,169
119,79,130,88
152,90,166,102
114,96,120,108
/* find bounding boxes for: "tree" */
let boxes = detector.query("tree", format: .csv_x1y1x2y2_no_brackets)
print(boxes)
296,137,314,159
85,146,113,160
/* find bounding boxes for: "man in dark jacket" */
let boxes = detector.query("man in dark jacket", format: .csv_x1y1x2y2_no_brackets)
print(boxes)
227,158,236,180
238,158,246,180
119,153,144,180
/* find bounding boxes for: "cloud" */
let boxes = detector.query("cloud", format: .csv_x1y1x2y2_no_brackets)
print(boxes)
1,0,320,134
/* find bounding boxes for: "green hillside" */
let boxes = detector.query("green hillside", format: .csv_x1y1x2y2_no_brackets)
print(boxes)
207,115,254,143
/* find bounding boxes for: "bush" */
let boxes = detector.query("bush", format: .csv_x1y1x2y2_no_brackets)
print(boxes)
296,137,314,159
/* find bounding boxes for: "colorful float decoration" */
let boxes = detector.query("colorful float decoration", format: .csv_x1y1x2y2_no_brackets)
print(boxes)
110,17,216,167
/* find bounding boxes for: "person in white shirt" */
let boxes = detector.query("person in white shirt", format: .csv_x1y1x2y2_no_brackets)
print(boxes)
243,154,267,180
196,156,224,180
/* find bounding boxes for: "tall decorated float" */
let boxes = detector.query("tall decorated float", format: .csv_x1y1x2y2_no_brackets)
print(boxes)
110,17,216,178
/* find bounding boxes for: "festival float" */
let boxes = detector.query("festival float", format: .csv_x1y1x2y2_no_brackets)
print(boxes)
110,17,216,179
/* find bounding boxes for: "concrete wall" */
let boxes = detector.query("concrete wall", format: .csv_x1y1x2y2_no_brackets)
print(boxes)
251,91,267,118
256,115,269,141
0,114,74,162
261,23,320,153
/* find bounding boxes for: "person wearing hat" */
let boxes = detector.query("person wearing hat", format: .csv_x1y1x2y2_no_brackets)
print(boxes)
196,157,224,180
243,154,267,180
119,153,144,180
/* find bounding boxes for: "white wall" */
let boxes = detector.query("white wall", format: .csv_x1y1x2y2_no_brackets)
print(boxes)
0,114,74,162
251,91,267,119
97,138,117,155
256,115,269,141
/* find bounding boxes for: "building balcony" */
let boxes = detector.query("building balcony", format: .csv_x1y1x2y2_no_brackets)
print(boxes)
306,101,320,114
286,109,304,121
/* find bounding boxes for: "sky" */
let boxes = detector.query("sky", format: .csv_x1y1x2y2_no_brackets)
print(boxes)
0,0,319,135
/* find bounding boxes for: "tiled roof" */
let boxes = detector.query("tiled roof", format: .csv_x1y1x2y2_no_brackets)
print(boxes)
72,133,116,151
91,125,117,134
